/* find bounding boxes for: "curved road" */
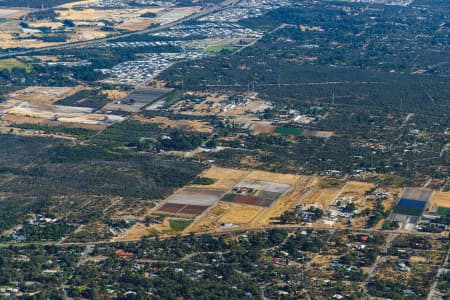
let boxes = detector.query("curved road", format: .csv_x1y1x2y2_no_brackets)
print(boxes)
0,0,239,58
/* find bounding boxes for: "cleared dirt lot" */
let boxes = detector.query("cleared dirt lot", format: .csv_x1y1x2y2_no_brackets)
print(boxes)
0,8,33,18
342,181,375,195
190,167,250,190
245,170,301,185
116,18,158,31
300,188,341,210
251,122,275,134
218,204,263,224
8,86,80,105
57,0,100,8
1,86,125,128
303,129,334,138
56,7,163,22
155,7,200,25
102,89,129,101
428,191,450,211
115,223,153,241
134,115,213,133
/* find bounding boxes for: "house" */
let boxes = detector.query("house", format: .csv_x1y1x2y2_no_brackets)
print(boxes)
395,262,410,272
114,250,134,257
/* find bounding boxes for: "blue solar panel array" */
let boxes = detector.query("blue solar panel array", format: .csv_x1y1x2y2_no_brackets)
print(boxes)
397,198,427,210
393,188,433,216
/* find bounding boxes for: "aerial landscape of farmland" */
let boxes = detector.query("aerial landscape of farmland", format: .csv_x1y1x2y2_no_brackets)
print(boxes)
0,0,448,298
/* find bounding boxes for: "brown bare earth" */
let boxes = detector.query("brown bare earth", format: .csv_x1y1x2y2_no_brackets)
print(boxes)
428,191,450,211
102,89,129,101
218,204,263,224
303,129,334,138
0,8,33,18
190,167,250,190
251,122,276,134
0,86,125,128
300,188,341,210
115,223,154,241
133,115,213,133
245,170,301,185
8,86,81,105
409,256,427,263
342,181,375,195
116,18,159,31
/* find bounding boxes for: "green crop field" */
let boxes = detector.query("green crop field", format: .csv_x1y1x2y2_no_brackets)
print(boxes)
437,206,450,215
274,126,303,135
169,219,193,231
0,58,32,73
393,206,423,216
205,45,239,53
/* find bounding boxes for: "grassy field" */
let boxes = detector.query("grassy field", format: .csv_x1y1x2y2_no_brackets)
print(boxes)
169,219,193,231
274,126,303,135
0,58,32,73
437,207,450,215
393,206,423,216
205,45,238,53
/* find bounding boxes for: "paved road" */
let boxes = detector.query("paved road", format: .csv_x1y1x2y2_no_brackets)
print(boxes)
0,0,240,58
427,244,450,300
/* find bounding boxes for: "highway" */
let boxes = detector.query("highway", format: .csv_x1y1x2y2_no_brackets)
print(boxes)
0,0,240,59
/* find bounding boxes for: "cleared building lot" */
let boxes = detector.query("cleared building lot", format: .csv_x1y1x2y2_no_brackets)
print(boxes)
103,87,172,112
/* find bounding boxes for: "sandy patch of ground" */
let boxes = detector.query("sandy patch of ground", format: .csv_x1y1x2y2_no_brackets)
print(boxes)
222,100,271,116
300,25,324,32
342,181,375,195
251,121,275,134
116,18,159,31
428,191,450,211
1,86,124,128
114,223,154,241
101,89,128,101
218,204,263,224
2,114,106,130
33,55,60,62
245,170,301,185
303,129,334,138
300,188,341,210
57,0,100,8
0,33,63,49
190,167,250,190
57,7,163,22
0,8,33,18
29,21,64,29
69,27,111,41
0,20,19,32
133,115,213,133
409,256,427,263
155,7,200,25
7,86,81,106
